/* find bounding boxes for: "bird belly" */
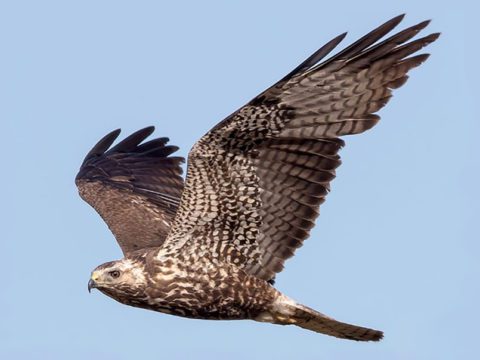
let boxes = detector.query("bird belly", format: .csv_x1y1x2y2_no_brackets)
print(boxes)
142,257,276,320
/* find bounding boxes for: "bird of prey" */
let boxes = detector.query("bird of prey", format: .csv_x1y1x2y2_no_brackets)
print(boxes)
77,15,438,341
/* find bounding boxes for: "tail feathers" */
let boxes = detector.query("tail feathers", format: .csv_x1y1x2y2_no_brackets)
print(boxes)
261,297,384,341
291,304,383,341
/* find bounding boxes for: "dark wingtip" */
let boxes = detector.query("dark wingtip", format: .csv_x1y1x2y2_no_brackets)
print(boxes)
83,128,121,161
141,125,156,134
318,14,407,67
278,31,348,83
376,13,406,35
416,19,431,30
428,32,441,42
390,13,406,25
108,126,156,153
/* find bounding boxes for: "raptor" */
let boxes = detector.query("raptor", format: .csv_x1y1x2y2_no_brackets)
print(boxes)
77,15,438,341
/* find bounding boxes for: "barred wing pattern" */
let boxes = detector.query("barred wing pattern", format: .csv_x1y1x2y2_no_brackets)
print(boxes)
163,15,439,282
76,127,184,254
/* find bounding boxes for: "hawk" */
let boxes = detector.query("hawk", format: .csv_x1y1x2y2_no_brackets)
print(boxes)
77,15,438,341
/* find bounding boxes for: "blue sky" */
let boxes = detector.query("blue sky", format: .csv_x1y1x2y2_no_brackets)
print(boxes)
1,1,478,359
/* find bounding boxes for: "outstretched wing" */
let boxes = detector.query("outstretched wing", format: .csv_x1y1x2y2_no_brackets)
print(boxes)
76,127,184,254
162,15,439,281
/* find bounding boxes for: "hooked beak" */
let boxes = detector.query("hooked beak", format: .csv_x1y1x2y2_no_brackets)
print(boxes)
88,278,97,293
88,271,100,293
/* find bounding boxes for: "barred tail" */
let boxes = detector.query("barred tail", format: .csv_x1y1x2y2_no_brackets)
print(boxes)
257,295,383,341
290,303,383,341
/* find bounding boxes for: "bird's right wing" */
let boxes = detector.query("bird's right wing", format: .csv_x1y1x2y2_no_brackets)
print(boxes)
76,127,184,254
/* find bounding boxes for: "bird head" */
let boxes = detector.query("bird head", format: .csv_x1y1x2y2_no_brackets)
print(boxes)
88,258,147,302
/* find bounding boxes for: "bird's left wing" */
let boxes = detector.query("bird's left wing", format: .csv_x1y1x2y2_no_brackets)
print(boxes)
161,16,439,282
76,127,184,254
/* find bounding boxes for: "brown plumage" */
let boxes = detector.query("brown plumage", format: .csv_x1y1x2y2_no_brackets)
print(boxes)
76,127,184,253
78,15,439,342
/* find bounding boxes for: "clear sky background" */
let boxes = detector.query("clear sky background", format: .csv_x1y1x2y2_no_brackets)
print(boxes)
1,1,478,359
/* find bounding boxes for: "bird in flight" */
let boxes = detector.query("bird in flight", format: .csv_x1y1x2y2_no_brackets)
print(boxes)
77,15,438,341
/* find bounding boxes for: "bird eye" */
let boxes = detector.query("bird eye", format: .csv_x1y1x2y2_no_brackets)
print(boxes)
109,270,120,279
